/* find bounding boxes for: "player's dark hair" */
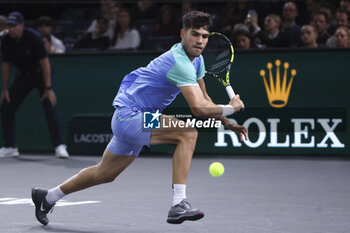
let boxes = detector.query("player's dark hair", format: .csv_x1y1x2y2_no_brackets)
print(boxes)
182,11,212,31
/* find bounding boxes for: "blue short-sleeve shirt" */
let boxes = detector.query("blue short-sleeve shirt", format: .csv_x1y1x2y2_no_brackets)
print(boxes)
113,43,205,111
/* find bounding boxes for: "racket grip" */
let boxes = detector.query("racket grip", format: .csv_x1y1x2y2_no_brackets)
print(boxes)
226,85,236,99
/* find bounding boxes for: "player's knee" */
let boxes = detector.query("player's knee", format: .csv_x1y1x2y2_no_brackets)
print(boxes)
179,128,198,145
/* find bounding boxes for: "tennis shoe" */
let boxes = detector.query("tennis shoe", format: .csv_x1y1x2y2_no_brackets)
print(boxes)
0,147,19,158
55,144,69,158
167,199,204,224
32,188,55,225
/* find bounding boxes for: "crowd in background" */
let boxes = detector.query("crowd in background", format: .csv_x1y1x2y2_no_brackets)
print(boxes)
1,0,350,53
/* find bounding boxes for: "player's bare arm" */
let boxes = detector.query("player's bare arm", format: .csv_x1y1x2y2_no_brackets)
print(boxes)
197,78,248,141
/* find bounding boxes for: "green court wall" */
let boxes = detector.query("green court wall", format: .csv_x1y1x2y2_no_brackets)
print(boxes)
0,49,349,155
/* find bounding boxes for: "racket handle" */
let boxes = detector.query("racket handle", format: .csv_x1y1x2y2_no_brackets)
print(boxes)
225,85,236,99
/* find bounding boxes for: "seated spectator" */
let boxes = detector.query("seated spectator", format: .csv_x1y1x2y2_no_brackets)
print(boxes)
181,1,198,16
220,2,250,38
37,16,65,53
232,29,260,50
340,0,350,13
326,9,350,47
0,15,8,56
300,24,325,48
320,1,337,35
335,8,350,28
41,33,54,54
0,15,7,35
149,4,179,38
233,23,250,33
334,26,350,47
311,11,330,44
247,13,290,48
281,1,301,47
86,1,120,40
133,1,158,20
74,16,110,49
110,8,141,50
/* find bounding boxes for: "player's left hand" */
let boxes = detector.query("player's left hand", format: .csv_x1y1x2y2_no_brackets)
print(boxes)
225,122,248,141
41,89,57,106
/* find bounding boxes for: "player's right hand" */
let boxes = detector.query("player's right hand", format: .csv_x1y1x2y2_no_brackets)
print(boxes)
229,94,245,113
0,89,10,103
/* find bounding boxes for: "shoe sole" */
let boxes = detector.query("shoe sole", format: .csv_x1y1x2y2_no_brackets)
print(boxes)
31,188,49,225
167,212,204,224
0,153,19,158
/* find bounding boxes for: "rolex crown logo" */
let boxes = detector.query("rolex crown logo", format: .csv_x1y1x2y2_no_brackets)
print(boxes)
259,59,297,108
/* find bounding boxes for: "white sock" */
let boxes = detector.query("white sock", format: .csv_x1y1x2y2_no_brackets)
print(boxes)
172,184,186,206
45,186,66,205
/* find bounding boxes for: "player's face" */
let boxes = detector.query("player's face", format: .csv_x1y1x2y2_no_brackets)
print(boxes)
8,23,24,39
181,27,209,60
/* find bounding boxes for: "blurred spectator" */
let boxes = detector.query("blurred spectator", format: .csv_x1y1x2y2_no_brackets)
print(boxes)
87,1,120,40
301,0,321,25
220,2,250,37
326,9,350,47
0,15,8,56
320,1,336,35
311,11,330,44
41,33,53,54
108,4,121,29
133,1,158,20
340,0,350,13
247,13,290,48
0,15,7,35
307,0,321,14
37,16,65,53
232,29,260,50
181,1,198,16
149,4,179,38
75,16,110,49
300,24,324,48
233,23,250,33
335,8,350,27
334,26,350,47
110,8,141,50
281,1,301,47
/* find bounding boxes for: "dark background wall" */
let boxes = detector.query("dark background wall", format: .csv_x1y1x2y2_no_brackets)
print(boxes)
0,49,349,155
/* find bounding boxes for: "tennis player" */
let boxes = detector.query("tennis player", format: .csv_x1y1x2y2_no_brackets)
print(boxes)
32,11,247,225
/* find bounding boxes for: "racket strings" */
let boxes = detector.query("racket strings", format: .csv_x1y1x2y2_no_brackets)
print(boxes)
203,35,232,74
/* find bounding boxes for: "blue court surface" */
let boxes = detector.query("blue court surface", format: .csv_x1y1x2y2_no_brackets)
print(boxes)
1,154,349,233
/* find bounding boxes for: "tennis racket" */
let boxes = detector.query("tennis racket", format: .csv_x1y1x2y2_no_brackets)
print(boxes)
202,32,236,100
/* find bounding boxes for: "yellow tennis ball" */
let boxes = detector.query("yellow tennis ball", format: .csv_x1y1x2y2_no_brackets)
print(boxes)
209,162,224,177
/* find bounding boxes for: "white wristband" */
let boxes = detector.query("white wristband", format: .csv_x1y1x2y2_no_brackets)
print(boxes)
219,104,235,117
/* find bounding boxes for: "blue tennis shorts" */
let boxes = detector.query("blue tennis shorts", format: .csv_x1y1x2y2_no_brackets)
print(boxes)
107,106,152,156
